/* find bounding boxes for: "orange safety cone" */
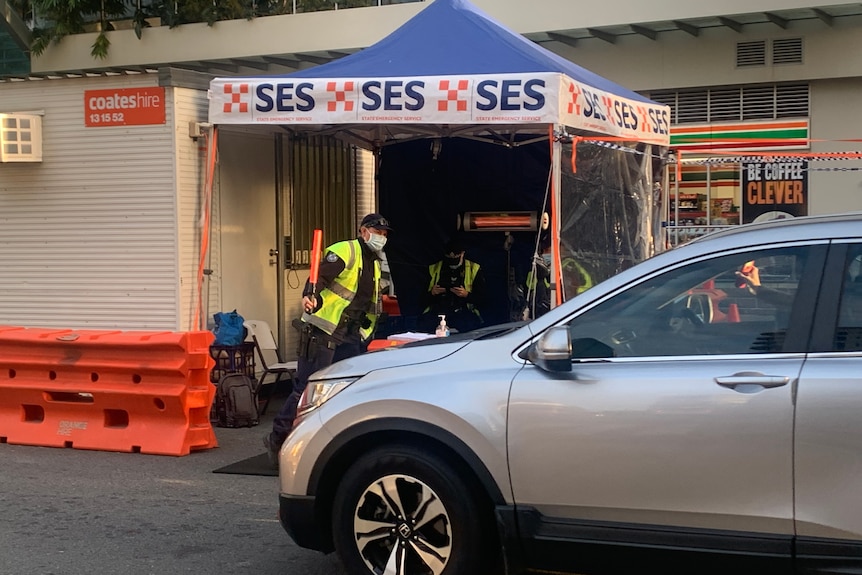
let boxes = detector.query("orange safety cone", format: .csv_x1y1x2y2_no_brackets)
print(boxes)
726,303,741,323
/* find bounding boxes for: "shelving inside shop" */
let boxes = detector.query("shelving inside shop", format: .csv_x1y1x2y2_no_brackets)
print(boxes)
670,193,740,225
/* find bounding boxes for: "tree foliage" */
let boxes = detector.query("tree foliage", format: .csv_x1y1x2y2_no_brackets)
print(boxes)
20,0,389,60
29,0,129,58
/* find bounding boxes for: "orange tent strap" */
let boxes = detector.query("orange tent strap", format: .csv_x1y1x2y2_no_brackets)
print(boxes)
570,136,581,173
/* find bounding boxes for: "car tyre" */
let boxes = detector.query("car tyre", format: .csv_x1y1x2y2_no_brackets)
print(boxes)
332,444,495,575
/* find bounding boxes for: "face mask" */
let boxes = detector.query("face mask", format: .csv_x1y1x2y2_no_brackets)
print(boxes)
365,232,387,252
542,254,553,266
444,256,462,269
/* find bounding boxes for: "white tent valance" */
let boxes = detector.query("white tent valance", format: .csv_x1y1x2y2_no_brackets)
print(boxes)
209,72,670,147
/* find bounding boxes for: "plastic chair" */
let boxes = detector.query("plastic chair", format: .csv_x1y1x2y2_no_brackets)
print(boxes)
242,319,298,415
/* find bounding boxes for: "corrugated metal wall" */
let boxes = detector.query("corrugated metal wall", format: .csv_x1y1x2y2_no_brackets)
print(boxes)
289,136,354,262
277,141,377,356
173,87,210,331
0,74,182,329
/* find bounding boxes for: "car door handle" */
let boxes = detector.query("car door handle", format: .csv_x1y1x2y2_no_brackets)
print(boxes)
714,372,790,390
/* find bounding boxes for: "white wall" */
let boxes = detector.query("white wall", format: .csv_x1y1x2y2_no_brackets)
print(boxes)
808,78,862,214
213,129,280,334
550,16,862,92
173,87,211,330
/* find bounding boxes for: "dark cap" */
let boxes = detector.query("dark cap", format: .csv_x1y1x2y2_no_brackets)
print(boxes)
444,237,464,255
360,213,393,231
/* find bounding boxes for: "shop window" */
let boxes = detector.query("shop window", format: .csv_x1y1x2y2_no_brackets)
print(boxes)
668,162,741,246
0,113,42,162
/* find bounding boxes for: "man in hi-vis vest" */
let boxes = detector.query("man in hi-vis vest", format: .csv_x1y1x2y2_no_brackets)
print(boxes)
417,237,486,334
264,213,392,465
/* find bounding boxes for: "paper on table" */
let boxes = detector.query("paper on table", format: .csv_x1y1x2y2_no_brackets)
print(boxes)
387,332,437,342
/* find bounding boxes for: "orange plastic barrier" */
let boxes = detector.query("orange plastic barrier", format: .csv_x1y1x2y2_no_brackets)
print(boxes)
0,326,218,456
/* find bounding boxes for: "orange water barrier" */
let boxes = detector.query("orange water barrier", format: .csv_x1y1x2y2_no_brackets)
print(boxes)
0,326,218,456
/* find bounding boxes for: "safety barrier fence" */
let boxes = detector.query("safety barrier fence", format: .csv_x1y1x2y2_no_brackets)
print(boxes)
0,326,218,456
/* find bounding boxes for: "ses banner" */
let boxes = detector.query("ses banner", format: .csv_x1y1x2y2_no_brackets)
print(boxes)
742,161,808,224
84,87,166,128
208,73,670,146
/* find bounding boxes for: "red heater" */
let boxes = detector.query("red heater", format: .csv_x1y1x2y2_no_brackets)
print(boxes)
459,211,539,232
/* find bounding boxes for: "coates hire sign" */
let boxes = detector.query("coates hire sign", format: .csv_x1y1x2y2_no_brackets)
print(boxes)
85,87,166,127
209,73,671,146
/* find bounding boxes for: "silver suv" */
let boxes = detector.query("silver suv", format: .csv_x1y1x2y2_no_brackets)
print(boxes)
277,213,862,575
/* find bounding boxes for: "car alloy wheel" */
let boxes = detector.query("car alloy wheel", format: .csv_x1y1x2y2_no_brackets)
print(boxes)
333,445,496,575
353,473,451,574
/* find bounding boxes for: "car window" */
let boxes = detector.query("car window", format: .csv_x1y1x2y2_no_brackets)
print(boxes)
567,245,815,358
833,246,862,352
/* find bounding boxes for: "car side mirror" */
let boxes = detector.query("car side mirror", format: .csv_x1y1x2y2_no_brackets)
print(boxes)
528,326,572,372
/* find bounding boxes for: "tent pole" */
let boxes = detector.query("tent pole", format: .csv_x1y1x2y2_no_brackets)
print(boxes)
550,124,563,308
274,132,287,354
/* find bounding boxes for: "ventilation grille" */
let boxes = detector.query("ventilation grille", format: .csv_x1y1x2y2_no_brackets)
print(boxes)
649,83,809,124
742,85,776,120
737,40,767,67
773,38,803,64
776,84,810,117
676,90,708,124
709,88,741,122
0,114,43,162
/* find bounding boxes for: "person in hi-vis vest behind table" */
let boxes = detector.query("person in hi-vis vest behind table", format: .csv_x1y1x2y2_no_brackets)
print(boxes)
417,237,486,335
263,213,392,467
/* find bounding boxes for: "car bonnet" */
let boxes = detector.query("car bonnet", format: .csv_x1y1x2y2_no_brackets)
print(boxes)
307,338,472,380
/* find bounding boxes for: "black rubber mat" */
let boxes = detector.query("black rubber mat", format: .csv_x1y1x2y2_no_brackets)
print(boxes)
212,452,278,476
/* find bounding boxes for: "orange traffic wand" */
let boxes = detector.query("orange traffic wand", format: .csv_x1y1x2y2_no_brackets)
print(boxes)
309,229,323,294
736,260,755,288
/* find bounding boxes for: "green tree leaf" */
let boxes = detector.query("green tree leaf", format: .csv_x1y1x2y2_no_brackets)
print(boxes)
91,30,110,59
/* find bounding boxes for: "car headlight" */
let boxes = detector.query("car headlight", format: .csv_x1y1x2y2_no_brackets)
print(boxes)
297,377,358,415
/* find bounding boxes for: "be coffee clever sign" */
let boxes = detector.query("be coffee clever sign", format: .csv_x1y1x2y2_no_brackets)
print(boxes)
741,160,808,223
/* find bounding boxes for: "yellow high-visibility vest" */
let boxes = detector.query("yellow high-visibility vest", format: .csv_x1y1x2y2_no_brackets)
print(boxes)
302,239,380,340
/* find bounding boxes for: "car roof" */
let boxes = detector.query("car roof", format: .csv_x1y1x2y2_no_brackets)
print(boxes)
689,212,862,248
606,211,860,294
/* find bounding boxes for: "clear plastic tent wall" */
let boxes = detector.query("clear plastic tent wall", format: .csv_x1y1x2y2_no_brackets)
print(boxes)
556,139,665,302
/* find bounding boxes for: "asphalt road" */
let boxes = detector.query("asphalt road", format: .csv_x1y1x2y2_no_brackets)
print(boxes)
0,409,347,575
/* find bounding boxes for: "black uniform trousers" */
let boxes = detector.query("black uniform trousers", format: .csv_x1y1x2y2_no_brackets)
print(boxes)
270,324,362,445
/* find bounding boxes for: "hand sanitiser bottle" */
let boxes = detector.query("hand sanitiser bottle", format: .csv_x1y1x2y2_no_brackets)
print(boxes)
435,314,450,337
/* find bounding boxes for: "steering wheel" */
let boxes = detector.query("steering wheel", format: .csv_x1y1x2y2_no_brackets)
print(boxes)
610,328,638,356
668,299,706,332
681,306,705,326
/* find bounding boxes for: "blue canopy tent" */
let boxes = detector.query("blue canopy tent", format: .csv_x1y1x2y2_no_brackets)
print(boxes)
209,0,671,328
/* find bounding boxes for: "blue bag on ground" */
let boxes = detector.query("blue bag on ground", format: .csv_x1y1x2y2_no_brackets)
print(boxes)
213,310,245,346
